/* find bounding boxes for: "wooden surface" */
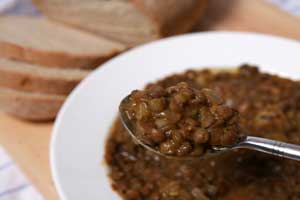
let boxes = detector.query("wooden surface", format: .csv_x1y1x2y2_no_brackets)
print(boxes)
0,113,58,199
0,0,299,199
196,0,300,39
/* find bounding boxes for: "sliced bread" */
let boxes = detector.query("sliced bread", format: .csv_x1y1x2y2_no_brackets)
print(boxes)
32,0,208,47
0,88,65,121
0,58,89,95
0,16,126,69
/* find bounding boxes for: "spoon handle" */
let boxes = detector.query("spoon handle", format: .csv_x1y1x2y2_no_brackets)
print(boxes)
235,136,300,161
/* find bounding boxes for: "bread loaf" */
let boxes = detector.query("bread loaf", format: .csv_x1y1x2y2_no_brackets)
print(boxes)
32,0,208,47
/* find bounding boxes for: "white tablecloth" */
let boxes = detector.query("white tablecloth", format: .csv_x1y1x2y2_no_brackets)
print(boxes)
0,148,43,200
0,0,299,199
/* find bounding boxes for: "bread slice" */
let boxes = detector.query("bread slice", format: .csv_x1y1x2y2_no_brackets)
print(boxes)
0,58,89,95
32,0,208,47
0,16,126,69
0,88,65,121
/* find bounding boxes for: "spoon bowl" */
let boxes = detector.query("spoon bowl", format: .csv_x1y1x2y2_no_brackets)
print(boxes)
120,95,234,160
119,95,227,160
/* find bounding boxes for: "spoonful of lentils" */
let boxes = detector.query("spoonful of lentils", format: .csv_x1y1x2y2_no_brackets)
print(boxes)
119,82,300,161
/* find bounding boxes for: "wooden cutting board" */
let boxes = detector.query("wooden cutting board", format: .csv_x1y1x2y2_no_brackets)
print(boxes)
0,0,299,199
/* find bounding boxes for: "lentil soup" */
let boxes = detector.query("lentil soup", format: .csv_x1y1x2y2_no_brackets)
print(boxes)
105,65,300,200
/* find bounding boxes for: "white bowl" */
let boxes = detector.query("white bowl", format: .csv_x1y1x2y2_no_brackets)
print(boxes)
51,32,300,200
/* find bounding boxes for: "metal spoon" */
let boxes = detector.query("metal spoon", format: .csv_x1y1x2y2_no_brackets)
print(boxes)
119,95,300,161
